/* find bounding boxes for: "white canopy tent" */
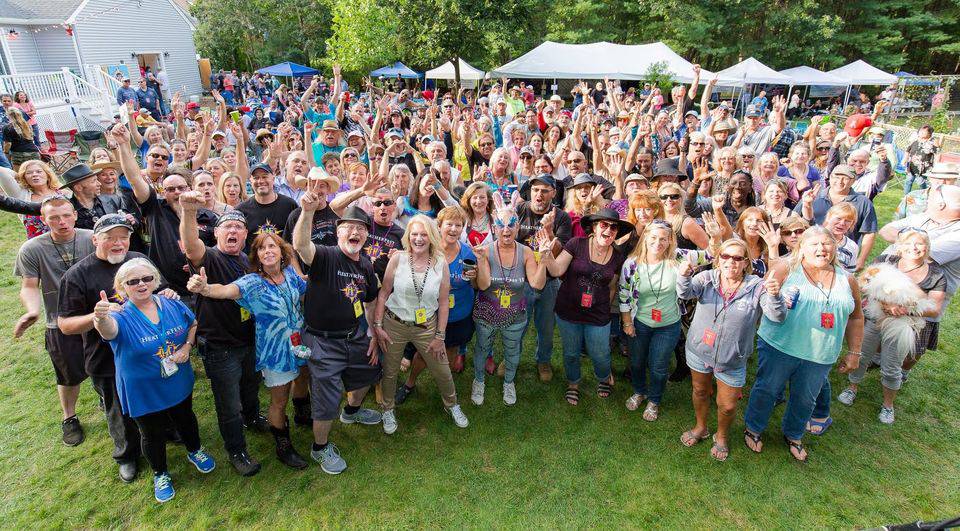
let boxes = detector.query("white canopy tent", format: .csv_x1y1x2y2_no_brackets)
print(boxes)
828,60,897,86
426,58,485,88
778,66,850,86
716,57,792,85
490,41,734,84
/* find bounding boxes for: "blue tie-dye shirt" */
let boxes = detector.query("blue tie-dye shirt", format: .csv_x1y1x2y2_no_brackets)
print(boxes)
233,266,307,373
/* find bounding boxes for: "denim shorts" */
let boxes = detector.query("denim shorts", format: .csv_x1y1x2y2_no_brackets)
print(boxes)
262,368,299,388
685,350,747,388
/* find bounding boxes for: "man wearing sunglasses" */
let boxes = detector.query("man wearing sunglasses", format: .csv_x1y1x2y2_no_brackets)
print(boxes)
114,125,218,297
58,214,175,483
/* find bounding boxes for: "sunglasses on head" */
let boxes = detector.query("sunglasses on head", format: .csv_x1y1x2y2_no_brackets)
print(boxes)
125,275,155,286
659,193,681,201
719,253,747,262
649,219,673,229
373,199,395,207
780,228,805,236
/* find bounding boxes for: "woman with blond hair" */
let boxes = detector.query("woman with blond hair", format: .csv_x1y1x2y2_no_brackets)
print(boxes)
0,160,61,237
371,214,468,433
2,107,39,169
566,174,608,237
678,239,785,460
216,172,248,208
658,181,709,250
778,142,822,194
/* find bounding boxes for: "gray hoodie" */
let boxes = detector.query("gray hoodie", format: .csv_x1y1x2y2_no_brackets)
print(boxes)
677,270,785,374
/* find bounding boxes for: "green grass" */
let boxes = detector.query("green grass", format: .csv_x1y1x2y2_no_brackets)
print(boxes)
0,190,957,529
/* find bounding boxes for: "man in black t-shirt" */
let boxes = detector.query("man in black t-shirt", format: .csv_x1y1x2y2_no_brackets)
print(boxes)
362,189,404,281
282,167,340,248
58,214,177,483
179,192,263,477
516,174,573,381
236,163,298,249
293,184,382,476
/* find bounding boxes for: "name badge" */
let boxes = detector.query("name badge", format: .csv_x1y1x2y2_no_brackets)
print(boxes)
702,328,717,347
354,300,363,318
651,308,662,322
449,294,455,309
821,312,835,329
414,307,427,324
239,307,252,322
581,292,593,308
499,292,511,308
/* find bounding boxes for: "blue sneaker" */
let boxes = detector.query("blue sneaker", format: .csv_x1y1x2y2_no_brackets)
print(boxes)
154,473,175,503
187,447,216,474
310,443,347,475
339,407,382,425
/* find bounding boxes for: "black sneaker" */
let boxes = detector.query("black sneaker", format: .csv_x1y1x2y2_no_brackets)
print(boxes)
118,460,138,483
243,414,270,433
395,385,415,405
97,396,105,411
61,416,85,446
229,450,261,477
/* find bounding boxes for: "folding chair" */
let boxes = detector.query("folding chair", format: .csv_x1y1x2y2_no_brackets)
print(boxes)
41,129,81,173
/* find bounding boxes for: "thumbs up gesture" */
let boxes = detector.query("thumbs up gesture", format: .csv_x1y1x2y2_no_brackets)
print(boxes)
187,267,209,295
94,290,115,320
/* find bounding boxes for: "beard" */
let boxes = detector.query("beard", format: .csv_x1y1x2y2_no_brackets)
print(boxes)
343,242,363,255
106,253,126,265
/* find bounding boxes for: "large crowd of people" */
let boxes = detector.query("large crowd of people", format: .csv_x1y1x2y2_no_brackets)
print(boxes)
0,66,957,504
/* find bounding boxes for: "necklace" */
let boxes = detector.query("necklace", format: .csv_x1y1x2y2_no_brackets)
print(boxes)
589,237,612,264
899,260,925,274
409,253,431,305
51,234,79,270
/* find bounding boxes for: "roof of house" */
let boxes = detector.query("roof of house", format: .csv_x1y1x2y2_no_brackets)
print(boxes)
0,0,84,23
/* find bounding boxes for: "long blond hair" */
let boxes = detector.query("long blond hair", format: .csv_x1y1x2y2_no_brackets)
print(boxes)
629,221,678,267
5,107,32,140
16,159,60,191
657,182,686,235
565,184,605,216
402,214,444,262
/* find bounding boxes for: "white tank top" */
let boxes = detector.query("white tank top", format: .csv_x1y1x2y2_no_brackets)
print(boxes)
386,252,443,322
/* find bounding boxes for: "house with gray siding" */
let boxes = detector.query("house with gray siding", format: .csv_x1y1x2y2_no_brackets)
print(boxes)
0,0,203,133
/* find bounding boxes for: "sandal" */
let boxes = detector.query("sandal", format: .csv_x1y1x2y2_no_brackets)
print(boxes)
597,380,613,399
680,429,711,447
743,429,763,453
710,434,729,462
783,435,808,462
565,387,580,406
642,402,659,422
805,416,833,436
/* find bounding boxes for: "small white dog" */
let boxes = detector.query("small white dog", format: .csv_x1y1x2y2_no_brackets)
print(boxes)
858,263,935,356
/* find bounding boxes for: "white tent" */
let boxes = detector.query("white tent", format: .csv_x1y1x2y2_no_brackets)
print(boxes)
827,60,897,86
715,57,792,85
490,41,733,84
778,66,849,86
425,58,486,81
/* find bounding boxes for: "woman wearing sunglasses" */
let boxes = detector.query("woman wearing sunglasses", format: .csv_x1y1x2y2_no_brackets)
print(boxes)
539,208,631,405
677,239,785,461
776,216,810,257
658,182,709,250
94,258,215,503
470,196,548,406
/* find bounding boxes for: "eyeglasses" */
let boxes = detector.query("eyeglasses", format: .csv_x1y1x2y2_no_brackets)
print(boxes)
595,221,617,231
124,275,156,286
520,154,532,159
343,153,359,159
780,228,805,236
598,110,608,114
719,253,748,262
659,194,681,201
148,153,170,161
816,147,830,151
372,199,395,207
741,154,755,159
166,185,189,192
442,105,453,109
494,216,518,229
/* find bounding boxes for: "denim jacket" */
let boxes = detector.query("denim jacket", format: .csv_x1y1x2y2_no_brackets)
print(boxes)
678,270,785,373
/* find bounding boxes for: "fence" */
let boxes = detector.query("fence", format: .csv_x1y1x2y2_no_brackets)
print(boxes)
0,68,118,134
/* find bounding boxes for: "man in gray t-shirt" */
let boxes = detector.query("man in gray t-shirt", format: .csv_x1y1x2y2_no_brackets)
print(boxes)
13,197,95,446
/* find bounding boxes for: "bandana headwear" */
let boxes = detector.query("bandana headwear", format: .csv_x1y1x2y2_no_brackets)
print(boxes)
215,211,247,228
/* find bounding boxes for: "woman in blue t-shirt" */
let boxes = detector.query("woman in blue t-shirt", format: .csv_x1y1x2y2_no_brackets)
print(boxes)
186,232,309,471
94,258,214,504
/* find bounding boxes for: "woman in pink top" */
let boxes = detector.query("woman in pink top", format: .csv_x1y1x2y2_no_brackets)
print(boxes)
14,91,39,148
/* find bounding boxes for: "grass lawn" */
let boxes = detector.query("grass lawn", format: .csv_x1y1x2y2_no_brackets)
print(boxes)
0,188,957,529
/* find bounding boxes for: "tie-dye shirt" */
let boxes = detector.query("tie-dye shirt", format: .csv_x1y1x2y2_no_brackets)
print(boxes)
233,266,307,373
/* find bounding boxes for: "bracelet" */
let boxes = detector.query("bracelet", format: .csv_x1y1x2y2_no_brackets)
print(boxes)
434,333,446,340
371,321,383,328
847,351,862,358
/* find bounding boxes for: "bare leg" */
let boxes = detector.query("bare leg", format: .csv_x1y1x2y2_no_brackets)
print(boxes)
714,379,741,452
291,367,310,399
267,383,292,428
689,370,712,435
346,385,370,407
881,385,898,409
312,419,332,445
58,384,81,420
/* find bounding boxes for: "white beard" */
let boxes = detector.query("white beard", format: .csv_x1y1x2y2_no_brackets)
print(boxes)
106,253,126,265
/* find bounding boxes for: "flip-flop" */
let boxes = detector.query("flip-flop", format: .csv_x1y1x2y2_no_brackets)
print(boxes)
805,416,833,436
784,435,808,463
710,434,729,462
743,429,763,453
681,429,711,447
597,380,613,399
565,387,580,406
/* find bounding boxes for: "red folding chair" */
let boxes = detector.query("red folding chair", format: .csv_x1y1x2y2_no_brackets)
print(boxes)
41,129,80,173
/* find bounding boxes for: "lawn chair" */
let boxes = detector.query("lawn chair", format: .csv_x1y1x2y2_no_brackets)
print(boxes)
76,130,105,159
41,129,80,173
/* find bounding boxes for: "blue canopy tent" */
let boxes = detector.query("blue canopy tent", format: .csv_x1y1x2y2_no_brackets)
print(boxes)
370,62,421,79
256,61,319,77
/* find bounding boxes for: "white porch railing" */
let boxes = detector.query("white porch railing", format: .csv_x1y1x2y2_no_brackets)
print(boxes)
0,67,118,133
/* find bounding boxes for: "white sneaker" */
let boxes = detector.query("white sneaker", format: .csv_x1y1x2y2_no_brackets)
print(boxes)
503,382,517,406
879,406,895,425
471,380,485,406
448,405,469,428
382,410,397,435
626,393,645,411
837,388,857,406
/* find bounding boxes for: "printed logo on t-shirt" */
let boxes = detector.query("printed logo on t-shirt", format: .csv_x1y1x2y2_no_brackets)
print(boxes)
256,220,279,236
155,340,177,359
339,278,365,303
364,233,398,262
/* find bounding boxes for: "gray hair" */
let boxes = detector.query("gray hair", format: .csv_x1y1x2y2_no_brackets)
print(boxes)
847,148,870,161
113,257,161,298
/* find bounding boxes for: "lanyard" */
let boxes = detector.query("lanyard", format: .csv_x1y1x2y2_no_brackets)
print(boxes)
712,277,744,323
644,261,667,306
409,254,431,306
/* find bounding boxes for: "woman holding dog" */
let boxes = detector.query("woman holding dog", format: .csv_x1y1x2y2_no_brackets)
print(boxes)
742,226,864,462
836,228,946,424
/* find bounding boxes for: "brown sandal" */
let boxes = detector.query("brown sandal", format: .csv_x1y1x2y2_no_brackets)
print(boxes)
743,429,763,453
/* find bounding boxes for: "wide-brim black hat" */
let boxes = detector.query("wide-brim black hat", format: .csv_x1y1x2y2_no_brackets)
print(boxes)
58,163,101,189
652,159,684,179
580,208,635,239
336,205,372,228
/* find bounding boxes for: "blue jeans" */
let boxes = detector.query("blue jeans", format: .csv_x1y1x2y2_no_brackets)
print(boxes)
744,338,833,441
200,344,261,454
628,319,682,404
903,172,928,195
523,278,560,364
556,316,612,384
474,318,527,384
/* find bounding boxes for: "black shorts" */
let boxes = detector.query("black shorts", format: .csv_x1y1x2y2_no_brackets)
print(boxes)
444,317,475,348
44,328,88,386
304,330,382,421
913,321,939,359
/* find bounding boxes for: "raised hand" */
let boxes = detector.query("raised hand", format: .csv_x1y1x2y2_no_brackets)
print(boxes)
111,123,131,145
471,243,489,262
692,157,710,184
757,221,781,249
186,267,208,294
179,190,204,211
300,177,323,212
677,259,694,277
802,183,820,206
701,212,722,239
362,172,386,195
711,193,726,212
94,290,114,320
589,183,605,202
764,276,781,297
